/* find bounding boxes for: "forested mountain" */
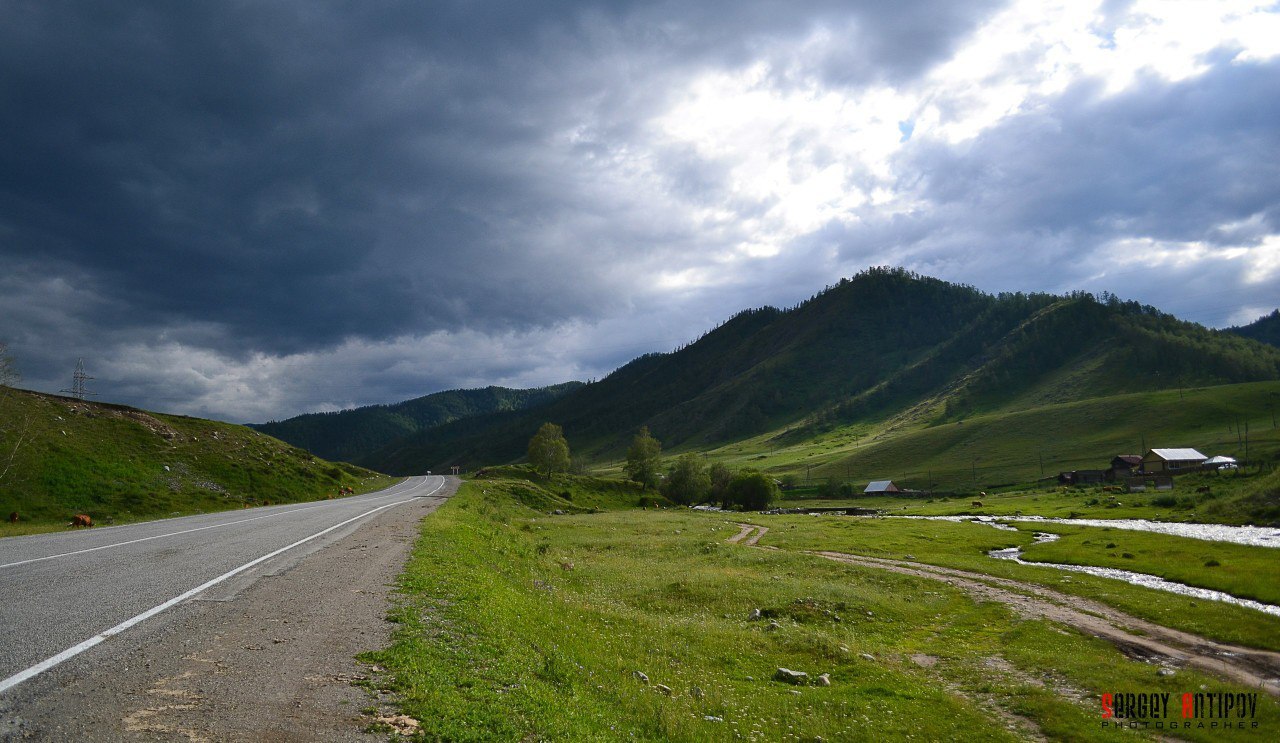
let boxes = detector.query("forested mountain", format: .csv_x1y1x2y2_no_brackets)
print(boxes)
363,268,1280,474
1228,309,1280,348
251,383,582,463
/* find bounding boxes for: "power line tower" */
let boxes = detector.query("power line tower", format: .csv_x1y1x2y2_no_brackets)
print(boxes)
60,357,96,400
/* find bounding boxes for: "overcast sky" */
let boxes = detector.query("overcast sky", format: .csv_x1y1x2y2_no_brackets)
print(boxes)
2,0,1278,422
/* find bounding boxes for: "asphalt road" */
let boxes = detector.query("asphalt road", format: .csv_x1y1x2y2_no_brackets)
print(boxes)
0,475,445,696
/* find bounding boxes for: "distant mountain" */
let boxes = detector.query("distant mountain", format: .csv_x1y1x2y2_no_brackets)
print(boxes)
1228,309,1280,348
362,268,1280,475
251,383,583,463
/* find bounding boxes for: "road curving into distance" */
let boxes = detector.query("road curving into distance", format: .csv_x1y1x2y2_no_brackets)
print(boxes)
0,475,446,696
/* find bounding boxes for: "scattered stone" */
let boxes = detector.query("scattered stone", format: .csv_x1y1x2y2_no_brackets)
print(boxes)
859,653,875,662
815,673,832,687
904,554,916,560
633,671,649,684
373,714,420,735
552,509,566,515
766,621,781,631
747,608,762,621
838,645,849,654
655,684,672,695
773,668,808,685
790,689,802,695
1157,668,1176,677
690,686,705,699
866,611,873,617
703,715,723,723
909,654,938,668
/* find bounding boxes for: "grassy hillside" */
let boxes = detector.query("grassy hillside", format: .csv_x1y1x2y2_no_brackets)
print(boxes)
363,269,1280,475
252,382,582,463
0,387,395,532
690,381,1280,494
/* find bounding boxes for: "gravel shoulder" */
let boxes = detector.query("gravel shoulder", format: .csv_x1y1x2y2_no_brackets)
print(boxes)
1,478,456,742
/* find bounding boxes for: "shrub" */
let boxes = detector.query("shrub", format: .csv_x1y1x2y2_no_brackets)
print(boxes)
724,469,780,511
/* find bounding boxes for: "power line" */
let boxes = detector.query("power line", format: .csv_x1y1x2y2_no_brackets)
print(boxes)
58,358,96,400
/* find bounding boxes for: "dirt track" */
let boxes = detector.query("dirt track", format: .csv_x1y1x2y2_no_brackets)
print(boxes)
727,522,1280,696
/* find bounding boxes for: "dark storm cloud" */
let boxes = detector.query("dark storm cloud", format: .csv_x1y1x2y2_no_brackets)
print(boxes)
0,0,1005,344
904,63,1280,244
4,0,1274,421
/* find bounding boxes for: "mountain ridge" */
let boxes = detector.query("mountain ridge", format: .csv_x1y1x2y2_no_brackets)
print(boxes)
250,382,583,463
354,268,1280,474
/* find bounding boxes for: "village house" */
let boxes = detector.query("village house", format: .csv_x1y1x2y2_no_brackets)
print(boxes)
863,480,901,494
1140,448,1207,474
1110,454,1142,474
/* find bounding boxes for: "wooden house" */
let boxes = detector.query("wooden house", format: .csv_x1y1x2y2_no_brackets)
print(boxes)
1141,448,1207,473
1110,454,1142,473
864,480,901,494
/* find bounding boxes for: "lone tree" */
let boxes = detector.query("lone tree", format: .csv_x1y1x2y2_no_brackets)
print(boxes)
0,342,27,487
724,469,779,511
624,426,662,490
0,342,17,388
527,422,570,476
708,462,733,505
662,453,711,505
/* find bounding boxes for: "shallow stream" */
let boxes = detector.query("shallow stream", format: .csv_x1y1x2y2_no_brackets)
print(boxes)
985,531,1280,617
887,514,1280,548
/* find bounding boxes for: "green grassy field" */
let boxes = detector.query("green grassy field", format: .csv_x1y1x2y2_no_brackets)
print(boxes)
0,387,397,534
367,470,1279,740
778,467,1280,526
681,381,1280,495
762,515,1280,653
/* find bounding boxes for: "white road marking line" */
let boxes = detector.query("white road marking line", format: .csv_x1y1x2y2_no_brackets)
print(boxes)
0,479,419,570
0,476,443,696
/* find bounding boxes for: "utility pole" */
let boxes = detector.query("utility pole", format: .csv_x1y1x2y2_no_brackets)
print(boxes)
59,358,95,400
1244,420,1249,471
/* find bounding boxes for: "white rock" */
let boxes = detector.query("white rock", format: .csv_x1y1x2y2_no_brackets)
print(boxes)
773,668,808,685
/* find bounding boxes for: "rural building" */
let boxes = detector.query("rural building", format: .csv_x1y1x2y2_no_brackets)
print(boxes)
1204,455,1238,470
864,480,901,494
1141,448,1207,473
1110,455,1142,473
1058,470,1106,485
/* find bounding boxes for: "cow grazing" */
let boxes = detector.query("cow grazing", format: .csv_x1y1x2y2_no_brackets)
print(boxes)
68,514,92,528
971,501,983,507
8,511,17,524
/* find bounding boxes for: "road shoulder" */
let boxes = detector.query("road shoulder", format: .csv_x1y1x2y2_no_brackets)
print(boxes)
2,479,456,742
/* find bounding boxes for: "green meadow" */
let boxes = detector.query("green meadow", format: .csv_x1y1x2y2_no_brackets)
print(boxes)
690,381,1280,497
366,470,1280,741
